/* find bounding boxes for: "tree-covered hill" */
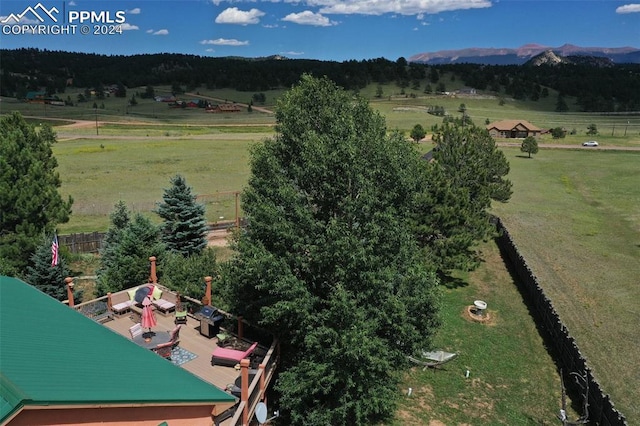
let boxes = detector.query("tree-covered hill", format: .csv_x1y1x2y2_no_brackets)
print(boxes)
1,48,639,112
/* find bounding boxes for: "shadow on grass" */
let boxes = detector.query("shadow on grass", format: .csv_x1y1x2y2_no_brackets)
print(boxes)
515,154,534,159
438,272,468,290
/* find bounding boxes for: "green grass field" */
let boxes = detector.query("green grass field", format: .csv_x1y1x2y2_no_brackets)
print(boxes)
392,240,570,425
492,147,640,421
3,81,639,422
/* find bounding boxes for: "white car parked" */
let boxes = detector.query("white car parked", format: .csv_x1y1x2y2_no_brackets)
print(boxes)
582,141,599,147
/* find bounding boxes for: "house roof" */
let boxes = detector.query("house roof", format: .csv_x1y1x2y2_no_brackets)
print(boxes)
486,120,541,132
0,276,234,423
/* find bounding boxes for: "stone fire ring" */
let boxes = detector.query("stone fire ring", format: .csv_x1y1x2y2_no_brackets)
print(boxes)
465,305,492,323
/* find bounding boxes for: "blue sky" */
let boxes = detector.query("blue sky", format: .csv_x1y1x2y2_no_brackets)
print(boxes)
1,0,639,61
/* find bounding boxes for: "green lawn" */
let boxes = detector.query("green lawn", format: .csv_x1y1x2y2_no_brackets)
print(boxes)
491,147,640,421
392,240,569,425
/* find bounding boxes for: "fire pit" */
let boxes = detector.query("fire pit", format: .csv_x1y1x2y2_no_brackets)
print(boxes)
473,300,487,316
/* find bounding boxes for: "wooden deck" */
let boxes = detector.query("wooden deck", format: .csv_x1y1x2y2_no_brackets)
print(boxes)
103,310,243,393
76,287,279,426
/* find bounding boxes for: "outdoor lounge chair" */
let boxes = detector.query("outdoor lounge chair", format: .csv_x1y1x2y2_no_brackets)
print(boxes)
129,323,143,339
211,341,258,367
408,350,457,371
152,291,177,316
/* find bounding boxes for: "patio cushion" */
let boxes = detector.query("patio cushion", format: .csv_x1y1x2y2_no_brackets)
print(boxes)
152,287,163,300
211,341,258,366
127,288,138,301
112,299,134,312
154,299,175,310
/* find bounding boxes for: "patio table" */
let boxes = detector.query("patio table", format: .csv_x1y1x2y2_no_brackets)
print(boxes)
132,331,171,349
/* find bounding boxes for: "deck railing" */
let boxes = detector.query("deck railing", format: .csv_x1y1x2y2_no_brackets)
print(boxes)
227,338,279,426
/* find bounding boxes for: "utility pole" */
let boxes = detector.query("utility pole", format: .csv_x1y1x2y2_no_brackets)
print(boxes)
94,106,99,135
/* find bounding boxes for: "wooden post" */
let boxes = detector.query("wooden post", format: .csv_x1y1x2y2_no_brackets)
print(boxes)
241,358,250,425
65,277,75,307
203,276,212,306
107,292,113,311
238,315,244,340
235,191,240,228
259,363,266,405
149,256,157,283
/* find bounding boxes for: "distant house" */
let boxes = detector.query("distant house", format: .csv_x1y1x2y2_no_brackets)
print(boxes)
25,91,46,103
486,120,541,138
207,103,242,113
155,95,177,103
457,87,477,95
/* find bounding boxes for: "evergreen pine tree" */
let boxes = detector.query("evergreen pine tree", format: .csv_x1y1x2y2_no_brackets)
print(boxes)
96,201,130,294
25,234,72,301
97,203,165,294
155,175,207,256
0,112,73,273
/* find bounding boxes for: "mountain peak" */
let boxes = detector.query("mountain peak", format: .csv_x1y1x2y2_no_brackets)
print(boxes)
409,44,640,65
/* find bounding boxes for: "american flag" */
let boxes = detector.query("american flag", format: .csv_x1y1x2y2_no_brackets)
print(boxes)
51,233,59,267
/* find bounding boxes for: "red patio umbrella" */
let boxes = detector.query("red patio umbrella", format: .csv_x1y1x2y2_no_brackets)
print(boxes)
141,296,157,337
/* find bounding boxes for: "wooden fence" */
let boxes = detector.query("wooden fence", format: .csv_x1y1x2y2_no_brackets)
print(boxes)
59,232,106,254
494,217,627,426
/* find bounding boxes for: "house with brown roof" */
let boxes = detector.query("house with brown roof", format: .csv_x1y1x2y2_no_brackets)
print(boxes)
486,120,541,138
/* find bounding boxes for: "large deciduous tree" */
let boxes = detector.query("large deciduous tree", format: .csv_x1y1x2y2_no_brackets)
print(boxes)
0,112,73,275
155,174,208,256
222,75,440,426
413,124,512,272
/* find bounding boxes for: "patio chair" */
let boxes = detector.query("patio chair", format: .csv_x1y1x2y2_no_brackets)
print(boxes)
153,341,173,360
169,324,182,347
129,323,143,339
211,341,258,367
408,350,457,371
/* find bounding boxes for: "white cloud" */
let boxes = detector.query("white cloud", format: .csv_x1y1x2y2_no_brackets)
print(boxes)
282,10,337,26
200,38,249,46
127,8,141,14
208,0,493,17
281,51,304,56
146,29,153,33
68,1,76,5
314,0,492,15
616,4,640,13
152,29,169,35
205,48,215,52
120,23,139,30
215,7,265,24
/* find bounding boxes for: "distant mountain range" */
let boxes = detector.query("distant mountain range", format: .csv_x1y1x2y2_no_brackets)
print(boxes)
409,43,640,65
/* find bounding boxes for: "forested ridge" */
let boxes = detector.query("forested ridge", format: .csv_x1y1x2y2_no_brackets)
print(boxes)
1,48,639,112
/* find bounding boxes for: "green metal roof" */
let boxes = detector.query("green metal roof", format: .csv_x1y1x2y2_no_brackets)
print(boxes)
0,276,234,423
